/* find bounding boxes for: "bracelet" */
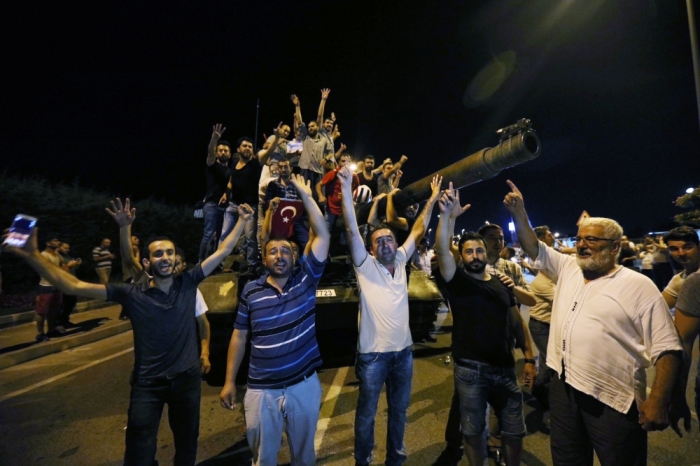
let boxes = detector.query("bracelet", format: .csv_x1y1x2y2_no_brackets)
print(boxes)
523,358,536,365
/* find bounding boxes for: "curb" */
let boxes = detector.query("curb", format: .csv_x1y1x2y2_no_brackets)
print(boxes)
0,319,133,371
0,300,114,329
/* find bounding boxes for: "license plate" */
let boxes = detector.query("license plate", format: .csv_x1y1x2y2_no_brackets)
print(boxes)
316,289,336,297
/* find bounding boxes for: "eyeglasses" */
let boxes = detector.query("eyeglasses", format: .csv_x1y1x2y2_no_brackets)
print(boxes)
573,236,616,245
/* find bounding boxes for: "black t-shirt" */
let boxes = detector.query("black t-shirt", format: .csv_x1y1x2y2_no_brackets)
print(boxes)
358,171,379,197
107,265,205,378
436,268,516,367
205,160,231,203
228,157,263,206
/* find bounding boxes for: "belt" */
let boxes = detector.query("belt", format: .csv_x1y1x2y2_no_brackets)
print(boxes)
454,358,484,370
281,368,316,389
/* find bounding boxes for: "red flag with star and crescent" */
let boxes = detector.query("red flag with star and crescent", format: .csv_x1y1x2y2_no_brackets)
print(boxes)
270,199,304,238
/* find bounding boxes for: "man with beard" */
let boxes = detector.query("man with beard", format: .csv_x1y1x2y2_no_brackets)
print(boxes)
434,184,536,466
219,130,282,273
5,202,254,466
661,226,700,309
198,123,231,263
219,173,329,466
262,157,309,251
292,91,334,191
340,166,442,466
357,155,380,197
504,180,682,465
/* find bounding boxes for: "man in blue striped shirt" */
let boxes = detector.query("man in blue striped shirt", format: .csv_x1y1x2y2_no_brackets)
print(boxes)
219,173,330,466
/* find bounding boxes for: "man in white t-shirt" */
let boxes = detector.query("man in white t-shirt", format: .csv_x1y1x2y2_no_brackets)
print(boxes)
504,180,682,465
339,166,442,466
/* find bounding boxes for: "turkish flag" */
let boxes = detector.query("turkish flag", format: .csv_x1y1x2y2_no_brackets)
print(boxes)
271,199,304,238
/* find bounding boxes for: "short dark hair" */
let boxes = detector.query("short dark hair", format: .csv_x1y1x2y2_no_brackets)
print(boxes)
277,156,291,165
665,226,699,246
143,236,176,260
217,140,231,151
477,224,502,236
369,223,396,241
534,225,550,240
364,155,375,162
458,232,485,253
176,247,186,263
237,137,253,149
265,237,295,255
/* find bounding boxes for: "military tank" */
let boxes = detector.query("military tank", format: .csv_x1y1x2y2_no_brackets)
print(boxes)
202,119,541,385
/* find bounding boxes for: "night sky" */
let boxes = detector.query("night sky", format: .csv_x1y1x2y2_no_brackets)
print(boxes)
4,0,699,238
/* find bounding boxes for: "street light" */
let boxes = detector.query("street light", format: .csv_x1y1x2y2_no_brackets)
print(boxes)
554,232,560,238
687,187,695,194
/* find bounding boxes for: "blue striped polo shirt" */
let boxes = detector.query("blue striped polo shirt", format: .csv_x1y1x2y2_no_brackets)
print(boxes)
234,250,326,389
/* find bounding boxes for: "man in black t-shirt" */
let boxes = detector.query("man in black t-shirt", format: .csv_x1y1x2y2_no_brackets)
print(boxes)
198,123,232,263
433,185,536,466
6,201,255,466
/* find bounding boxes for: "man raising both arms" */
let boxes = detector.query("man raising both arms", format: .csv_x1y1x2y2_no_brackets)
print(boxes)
219,173,330,466
340,166,442,466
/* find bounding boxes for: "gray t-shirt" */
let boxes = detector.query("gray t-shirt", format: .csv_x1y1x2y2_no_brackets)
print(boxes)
676,272,700,317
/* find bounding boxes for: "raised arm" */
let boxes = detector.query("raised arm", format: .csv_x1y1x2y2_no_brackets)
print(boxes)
435,183,470,281
207,123,226,166
260,197,280,259
339,166,369,266
316,88,330,126
334,143,346,162
105,198,142,276
4,228,106,299
290,174,329,260
256,122,285,167
402,175,442,258
386,189,409,231
201,204,254,276
381,155,408,180
291,94,302,132
367,193,387,227
503,180,539,260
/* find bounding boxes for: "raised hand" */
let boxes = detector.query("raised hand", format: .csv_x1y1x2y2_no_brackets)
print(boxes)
321,88,331,100
2,225,39,258
503,180,525,215
331,112,337,122
337,166,353,191
331,125,341,139
339,143,347,152
269,197,281,215
272,121,286,138
291,94,300,106
105,198,136,228
290,173,312,197
238,204,255,221
450,188,471,219
399,155,408,163
429,175,443,201
212,123,226,140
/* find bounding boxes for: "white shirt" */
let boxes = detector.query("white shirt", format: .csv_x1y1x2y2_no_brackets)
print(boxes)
533,242,682,413
355,247,412,353
195,289,208,317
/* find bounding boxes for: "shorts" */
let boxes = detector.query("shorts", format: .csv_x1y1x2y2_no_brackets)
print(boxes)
36,287,62,316
454,359,525,438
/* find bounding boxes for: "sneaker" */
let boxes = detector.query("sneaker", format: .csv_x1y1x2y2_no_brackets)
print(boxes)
432,444,463,466
35,334,50,342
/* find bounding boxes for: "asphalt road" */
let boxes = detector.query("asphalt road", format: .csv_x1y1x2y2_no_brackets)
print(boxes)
1,326,700,466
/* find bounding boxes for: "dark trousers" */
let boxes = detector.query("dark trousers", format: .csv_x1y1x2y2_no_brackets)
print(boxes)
528,318,553,410
652,262,673,291
59,294,78,324
445,390,463,448
550,372,646,466
124,365,201,466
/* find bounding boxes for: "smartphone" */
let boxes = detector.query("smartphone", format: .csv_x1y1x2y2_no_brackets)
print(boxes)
3,214,37,248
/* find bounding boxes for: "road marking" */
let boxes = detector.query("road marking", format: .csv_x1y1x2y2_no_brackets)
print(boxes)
315,366,349,452
0,347,133,403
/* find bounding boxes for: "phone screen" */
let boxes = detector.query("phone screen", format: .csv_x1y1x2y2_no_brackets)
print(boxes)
4,214,37,248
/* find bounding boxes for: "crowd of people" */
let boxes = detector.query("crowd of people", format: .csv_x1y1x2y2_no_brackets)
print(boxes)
3,87,700,466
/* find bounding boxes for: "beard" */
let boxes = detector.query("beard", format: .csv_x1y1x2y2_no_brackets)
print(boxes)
151,261,173,278
576,248,615,273
266,259,293,279
464,259,486,274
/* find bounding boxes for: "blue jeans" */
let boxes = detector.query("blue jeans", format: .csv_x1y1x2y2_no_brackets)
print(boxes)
454,359,525,439
528,318,553,410
244,372,322,466
198,201,225,263
124,364,201,466
354,346,413,466
220,202,259,267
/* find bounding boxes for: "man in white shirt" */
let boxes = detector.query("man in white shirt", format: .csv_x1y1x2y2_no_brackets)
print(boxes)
340,166,442,466
503,180,682,465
